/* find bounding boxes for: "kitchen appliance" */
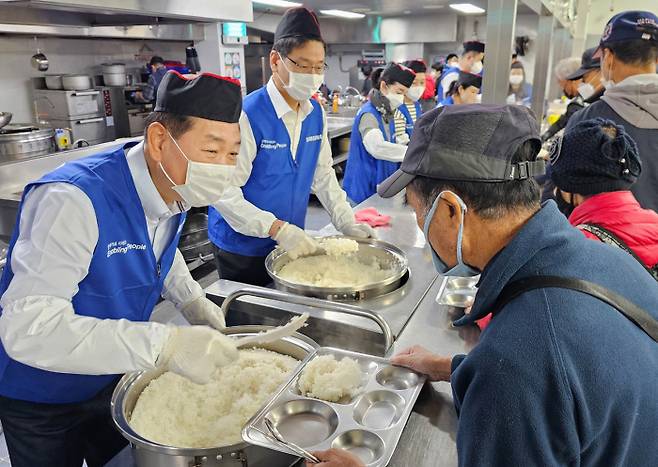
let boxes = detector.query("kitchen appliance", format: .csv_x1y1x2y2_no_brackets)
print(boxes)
178,211,214,269
34,88,115,146
111,327,318,467
44,75,63,90
265,237,409,301
61,74,93,91
102,63,127,87
31,50,49,72
185,45,201,73
0,124,56,162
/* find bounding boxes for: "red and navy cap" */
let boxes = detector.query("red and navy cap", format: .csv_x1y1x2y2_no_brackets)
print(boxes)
403,59,427,74
154,71,242,123
274,7,323,42
463,41,485,54
594,10,658,58
383,63,416,88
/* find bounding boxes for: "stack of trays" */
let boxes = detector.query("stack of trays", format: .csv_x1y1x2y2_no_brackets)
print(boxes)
435,276,479,308
243,347,426,466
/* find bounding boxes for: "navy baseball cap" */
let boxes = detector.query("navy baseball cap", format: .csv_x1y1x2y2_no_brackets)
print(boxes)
377,104,545,198
594,10,658,58
566,47,601,80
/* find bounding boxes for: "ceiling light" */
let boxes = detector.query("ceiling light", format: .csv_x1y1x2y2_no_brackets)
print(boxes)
449,3,486,13
319,9,366,19
253,0,302,8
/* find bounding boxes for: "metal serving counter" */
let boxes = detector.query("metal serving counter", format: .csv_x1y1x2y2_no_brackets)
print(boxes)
106,194,479,467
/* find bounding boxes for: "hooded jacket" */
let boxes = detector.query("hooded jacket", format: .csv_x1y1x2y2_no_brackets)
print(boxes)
567,74,658,212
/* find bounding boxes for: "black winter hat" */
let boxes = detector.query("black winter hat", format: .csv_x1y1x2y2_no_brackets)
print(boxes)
550,118,641,195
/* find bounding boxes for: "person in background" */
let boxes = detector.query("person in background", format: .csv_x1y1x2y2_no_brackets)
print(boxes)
511,52,520,65
0,72,242,467
567,10,658,213
208,8,374,286
437,42,484,100
343,63,416,204
393,60,426,140
445,53,460,69
312,104,658,467
507,61,533,106
360,64,373,96
438,71,482,107
542,51,600,142
135,56,168,102
550,118,658,276
421,64,437,112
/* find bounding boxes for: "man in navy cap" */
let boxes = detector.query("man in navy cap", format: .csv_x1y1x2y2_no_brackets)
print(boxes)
436,41,485,100
568,10,658,212
311,104,658,466
208,7,373,286
0,71,243,466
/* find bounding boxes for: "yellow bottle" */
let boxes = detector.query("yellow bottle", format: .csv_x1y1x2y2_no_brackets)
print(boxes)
332,93,339,114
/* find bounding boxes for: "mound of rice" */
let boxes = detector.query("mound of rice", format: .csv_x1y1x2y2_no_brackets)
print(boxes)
298,355,363,402
278,255,392,288
129,348,298,448
319,238,360,256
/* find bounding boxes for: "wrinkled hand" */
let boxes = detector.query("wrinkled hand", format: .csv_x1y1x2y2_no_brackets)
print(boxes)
390,345,452,382
158,326,238,385
274,223,319,259
180,296,225,330
396,133,410,145
307,449,365,467
339,223,376,239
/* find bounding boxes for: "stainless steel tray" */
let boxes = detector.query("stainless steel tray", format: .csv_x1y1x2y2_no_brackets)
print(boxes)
265,236,409,301
242,347,425,466
435,276,479,308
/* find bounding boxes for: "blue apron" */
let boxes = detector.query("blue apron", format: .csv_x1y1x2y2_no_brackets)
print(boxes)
343,101,399,205
436,65,460,100
398,102,423,136
0,144,185,403
208,87,324,257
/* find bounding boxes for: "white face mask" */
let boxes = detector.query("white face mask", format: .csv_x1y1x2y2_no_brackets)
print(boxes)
406,85,424,102
509,74,524,86
161,131,235,208
385,91,405,109
577,82,596,100
474,93,482,104
277,52,324,102
471,60,483,74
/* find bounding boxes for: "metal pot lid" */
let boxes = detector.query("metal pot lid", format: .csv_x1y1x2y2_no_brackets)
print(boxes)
0,124,40,134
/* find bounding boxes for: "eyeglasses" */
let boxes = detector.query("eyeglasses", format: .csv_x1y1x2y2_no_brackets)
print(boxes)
284,55,328,74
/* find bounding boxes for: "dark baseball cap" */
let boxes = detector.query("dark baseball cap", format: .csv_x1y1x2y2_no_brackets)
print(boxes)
593,10,658,58
377,104,545,198
566,47,601,80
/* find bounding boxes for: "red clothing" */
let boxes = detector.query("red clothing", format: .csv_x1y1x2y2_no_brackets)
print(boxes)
422,75,436,99
568,191,658,269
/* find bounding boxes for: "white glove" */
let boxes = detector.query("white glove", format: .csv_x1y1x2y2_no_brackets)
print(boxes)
180,296,226,330
157,326,238,385
340,223,377,239
396,133,410,145
274,223,319,259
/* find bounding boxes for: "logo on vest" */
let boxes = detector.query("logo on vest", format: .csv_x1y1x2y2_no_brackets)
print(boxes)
260,139,288,150
107,240,147,258
305,134,322,143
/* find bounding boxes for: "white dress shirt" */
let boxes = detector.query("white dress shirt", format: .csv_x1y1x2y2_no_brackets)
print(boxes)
358,113,408,163
212,79,356,239
0,142,203,375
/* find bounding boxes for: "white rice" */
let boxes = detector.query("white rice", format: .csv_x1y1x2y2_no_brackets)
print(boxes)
278,255,392,288
318,238,360,256
298,355,363,402
129,348,298,448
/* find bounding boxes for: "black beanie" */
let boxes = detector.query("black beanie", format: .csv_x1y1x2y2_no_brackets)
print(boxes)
550,118,641,196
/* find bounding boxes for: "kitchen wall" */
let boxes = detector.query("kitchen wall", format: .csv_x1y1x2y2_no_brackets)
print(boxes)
0,35,188,123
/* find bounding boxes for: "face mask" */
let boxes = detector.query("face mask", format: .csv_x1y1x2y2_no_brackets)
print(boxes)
448,60,459,68
474,93,482,103
276,53,324,101
555,189,575,218
577,82,596,100
407,85,424,102
385,91,405,110
471,60,483,74
161,132,235,208
509,74,524,86
423,191,480,278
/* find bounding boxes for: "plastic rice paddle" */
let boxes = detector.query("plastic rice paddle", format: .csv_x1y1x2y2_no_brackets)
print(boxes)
233,313,310,348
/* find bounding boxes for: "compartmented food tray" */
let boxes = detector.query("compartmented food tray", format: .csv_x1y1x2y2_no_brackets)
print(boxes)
242,347,426,466
435,276,479,308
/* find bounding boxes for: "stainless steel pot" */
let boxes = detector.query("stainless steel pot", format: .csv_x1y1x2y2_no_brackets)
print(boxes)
0,112,11,130
265,237,409,301
112,327,318,467
45,75,63,90
62,74,93,91
0,124,55,162
102,63,126,74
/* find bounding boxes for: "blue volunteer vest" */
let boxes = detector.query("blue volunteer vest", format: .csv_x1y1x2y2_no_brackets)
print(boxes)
208,87,324,257
0,144,185,403
437,65,460,100
398,101,423,136
438,96,455,108
343,101,399,205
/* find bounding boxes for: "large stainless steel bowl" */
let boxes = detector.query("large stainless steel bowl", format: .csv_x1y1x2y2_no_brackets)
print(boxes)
265,236,409,301
111,326,318,467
